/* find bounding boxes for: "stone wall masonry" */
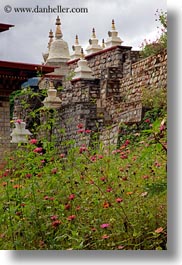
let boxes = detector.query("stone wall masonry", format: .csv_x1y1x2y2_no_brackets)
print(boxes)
0,97,10,167
67,46,140,80
102,49,167,125
61,79,100,106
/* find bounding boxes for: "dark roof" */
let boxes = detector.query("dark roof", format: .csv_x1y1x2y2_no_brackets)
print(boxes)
0,60,55,78
0,23,14,32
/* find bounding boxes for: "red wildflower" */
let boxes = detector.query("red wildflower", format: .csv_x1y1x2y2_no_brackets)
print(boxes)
68,194,75,200
124,139,130,145
29,138,38,144
33,147,43,153
51,220,62,228
67,215,76,221
85,129,91,134
77,129,85,134
50,215,58,221
118,245,125,250
101,234,109,239
26,173,32,179
106,187,112,192
77,123,83,129
79,146,88,154
16,119,22,124
103,201,110,208
142,175,149,180
90,155,97,162
100,176,107,182
64,203,71,210
155,227,163,233
116,197,123,203
76,206,81,211
145,118,150,123
51,168,57,174
13,184,22,189
120,154,128,159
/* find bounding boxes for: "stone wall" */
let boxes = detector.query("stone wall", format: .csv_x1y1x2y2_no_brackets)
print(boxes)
102,49,167,125
0,96,10,167
12,48,167,151
67,46,140,79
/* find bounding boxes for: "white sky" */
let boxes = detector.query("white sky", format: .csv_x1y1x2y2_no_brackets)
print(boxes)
0,0,167,64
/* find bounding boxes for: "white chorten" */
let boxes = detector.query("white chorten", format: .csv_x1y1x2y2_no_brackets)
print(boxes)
70,35,82,60
105,19,123,48
46,16,70,63
86,28,102,55
72,49,95,80
43,81,62,109
42,29,54,63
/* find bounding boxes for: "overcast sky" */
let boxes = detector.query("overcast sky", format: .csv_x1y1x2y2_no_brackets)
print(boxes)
0,0,167,64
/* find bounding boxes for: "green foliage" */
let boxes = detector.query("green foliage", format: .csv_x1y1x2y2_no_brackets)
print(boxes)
140,10,167,58
0,108,167,250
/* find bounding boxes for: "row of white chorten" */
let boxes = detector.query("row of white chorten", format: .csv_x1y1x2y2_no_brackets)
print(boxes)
43,16,123,64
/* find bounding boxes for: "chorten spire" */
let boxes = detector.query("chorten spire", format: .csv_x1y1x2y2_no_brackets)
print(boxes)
102,39,105,48
75,34,79,45
80,48,85,59
86,27,102,55
112,19,116,30
92,28,96,39
105,19,123,48
55,16,63,39
69,34,82,61
48,29,54,49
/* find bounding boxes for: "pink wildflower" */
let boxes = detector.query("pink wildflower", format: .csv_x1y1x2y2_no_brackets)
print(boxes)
77,123,83,129
29,138,38,144
51,220,62,228
51,168,57,174
79,146,88,154
155,227,163,233
16,119,22,124
106,187,112,192
85,129,91,134
101,234,109,239
50,215,58,221
67,215,76,221
77,129,85,134
116,197,123,203
68,194,75,200
100,223,110,228
33,147,43,153
60,153,65,158
142,175,149,180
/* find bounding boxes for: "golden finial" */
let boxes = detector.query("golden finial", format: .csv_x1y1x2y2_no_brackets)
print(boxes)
102,39,105,48
55,16,63,39
112,19,116,30
75,34,79,45
92,28,96,38
80,48,85,59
